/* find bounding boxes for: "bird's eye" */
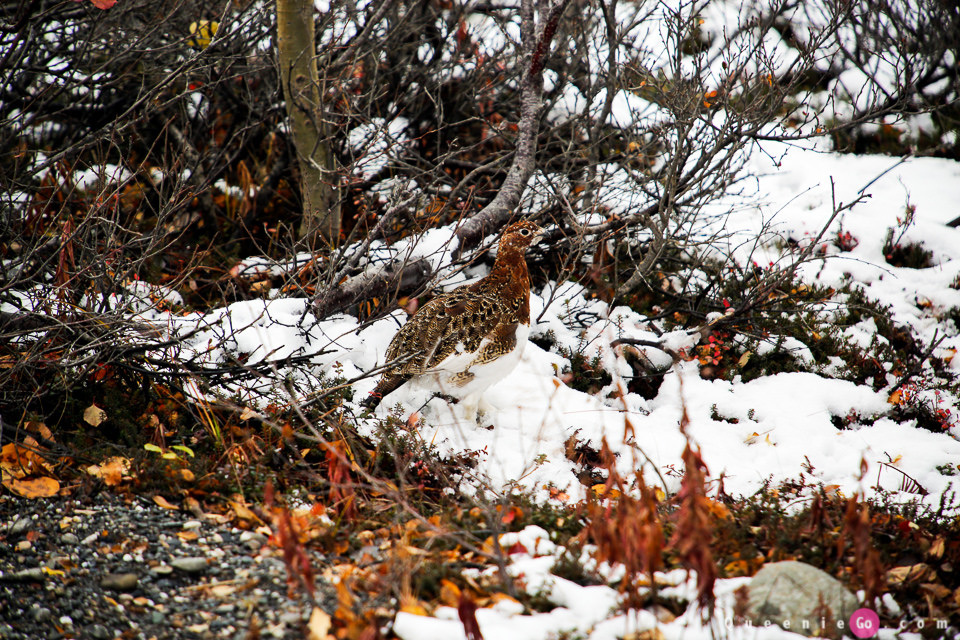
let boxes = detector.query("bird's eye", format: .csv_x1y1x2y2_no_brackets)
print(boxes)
519,228,531,237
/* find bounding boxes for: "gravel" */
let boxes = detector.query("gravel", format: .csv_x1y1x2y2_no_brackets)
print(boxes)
0,493,340,639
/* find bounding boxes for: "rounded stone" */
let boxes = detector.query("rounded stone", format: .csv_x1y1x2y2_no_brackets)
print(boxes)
101,572,140,591
170,557,208,573
746,560,858,639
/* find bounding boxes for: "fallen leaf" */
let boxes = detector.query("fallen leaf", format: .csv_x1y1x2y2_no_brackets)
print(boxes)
86,456,132,486
306,607,331,640
3,475,60,498
89,0,117,9
83,404,107,427
25,422,54,442
928,537,945,559
230,499,263,524
177,531,199,542
153,495,179,510
886,563,934,585
1,443,53,477
208,583,239,598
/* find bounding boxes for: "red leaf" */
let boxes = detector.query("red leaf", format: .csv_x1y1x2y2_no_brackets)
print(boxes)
90,0,117,8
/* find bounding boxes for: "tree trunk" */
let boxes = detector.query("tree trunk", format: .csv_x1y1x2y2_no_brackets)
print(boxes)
276,0,340,247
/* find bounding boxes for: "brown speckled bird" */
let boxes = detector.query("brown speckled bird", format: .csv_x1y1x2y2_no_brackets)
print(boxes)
363,221,543,418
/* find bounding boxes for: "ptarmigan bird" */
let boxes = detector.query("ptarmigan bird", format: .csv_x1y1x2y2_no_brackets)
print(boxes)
363,220,543,419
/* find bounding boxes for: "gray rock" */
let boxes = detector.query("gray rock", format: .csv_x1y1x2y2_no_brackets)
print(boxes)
170,556,208,573
61,533,80,545
8,516,32,537
6,567,45,582
100,572,139,591
31,606,52,623
87,624,110,640
746,561,859,638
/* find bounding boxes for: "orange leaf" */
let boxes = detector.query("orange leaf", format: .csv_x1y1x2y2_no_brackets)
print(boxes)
87,456,132,486
438,579,461,607
153,495,179,510
90,0,117,9
3,475,60,498
1,443,53,478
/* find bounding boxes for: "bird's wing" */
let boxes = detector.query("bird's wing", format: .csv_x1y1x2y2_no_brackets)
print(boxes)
384,289,510,375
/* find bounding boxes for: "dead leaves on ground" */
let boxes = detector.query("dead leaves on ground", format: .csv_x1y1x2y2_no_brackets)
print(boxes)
1,433,61,498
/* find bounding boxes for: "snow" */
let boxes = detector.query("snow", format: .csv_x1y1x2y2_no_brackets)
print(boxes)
12,1,959,637
122,137,960,638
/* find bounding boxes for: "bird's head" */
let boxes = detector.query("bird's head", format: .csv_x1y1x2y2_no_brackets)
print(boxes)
499,221,544,253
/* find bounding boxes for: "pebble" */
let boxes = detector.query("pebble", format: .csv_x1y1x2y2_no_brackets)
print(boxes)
14,540,31,552
31,606,51,622
1,495,338,640
239,531,267,551
170,557,208,573
8,517,32,537
9,567,45,582
100,573,139,591
182,520,202,530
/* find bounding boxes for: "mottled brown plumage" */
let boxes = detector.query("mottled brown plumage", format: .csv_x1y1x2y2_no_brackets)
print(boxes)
364,221,542,412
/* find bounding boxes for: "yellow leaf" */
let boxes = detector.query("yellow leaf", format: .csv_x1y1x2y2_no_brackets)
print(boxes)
591,484,620,499
888,389,903,405
738,351,751,367
3,475,60,498
144,443,163,454
41,567,65,577
83,404,107,427
306,607,331,640
188,20,219,50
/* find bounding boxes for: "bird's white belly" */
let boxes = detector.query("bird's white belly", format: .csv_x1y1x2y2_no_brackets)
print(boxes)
420,323,530,399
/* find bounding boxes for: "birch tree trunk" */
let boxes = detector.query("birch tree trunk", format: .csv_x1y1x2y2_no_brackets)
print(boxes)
276,0,341,246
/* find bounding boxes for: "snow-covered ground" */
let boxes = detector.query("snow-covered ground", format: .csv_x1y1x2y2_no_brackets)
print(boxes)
139,138,960,640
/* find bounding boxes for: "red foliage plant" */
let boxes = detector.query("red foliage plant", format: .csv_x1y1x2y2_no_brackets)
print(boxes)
582,437,664,609
669,408,718,615
264,480,317,600
838,459,885,603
